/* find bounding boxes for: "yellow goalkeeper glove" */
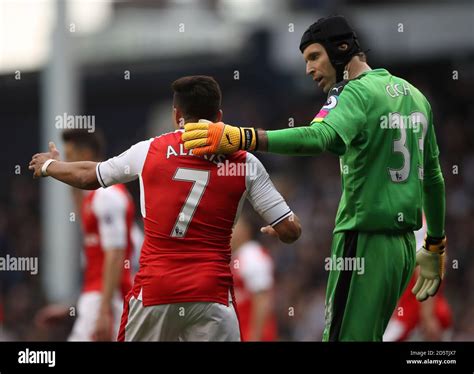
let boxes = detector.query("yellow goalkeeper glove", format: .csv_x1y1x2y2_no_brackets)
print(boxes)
182,122,257,156
412,236,447,302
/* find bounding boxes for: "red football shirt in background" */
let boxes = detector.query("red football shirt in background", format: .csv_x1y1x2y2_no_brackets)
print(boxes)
81,184,135,297
232,241,277,341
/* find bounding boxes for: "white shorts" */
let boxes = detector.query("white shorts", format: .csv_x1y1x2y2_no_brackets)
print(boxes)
68,291,124,341
121,296,241,342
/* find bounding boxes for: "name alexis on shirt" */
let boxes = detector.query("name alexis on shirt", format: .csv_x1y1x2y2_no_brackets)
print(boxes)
166,144,227,166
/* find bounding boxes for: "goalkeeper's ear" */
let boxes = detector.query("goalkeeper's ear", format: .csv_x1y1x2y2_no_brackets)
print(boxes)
272,213,302,244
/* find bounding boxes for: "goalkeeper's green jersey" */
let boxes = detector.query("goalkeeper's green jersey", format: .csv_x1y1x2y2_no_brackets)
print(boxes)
312,68,440,233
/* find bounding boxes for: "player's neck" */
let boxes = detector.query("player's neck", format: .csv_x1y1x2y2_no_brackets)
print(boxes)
345,58,371,80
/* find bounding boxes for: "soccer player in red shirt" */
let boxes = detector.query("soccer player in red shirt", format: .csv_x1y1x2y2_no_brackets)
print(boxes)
30,76,301,341
35,130,136,341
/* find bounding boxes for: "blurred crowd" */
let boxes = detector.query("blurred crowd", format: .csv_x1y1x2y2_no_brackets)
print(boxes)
1,57,473,341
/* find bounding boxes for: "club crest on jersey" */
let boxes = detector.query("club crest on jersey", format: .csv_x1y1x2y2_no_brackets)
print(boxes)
323,95,338,110
312,95,338,123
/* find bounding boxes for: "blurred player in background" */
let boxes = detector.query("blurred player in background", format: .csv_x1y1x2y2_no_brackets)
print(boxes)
231,214,277,341
0,301,4,339
384,216,452,341
29,76,301,341
183,16,447,341
35,130,136,341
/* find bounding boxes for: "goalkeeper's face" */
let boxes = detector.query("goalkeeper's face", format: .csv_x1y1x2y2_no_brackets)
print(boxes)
303,43,336,93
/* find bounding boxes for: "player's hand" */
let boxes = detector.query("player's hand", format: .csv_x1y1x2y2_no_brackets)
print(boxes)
412,236,446,302
92,311,113,341
28,142,61,178
182,122,257,156
260,225,279,239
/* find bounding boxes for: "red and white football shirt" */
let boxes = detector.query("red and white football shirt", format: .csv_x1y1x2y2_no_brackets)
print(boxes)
232,241,277,341
96,130,292,307
81,184,135,297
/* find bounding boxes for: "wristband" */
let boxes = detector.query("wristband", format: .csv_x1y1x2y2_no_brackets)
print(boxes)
41,159,56,177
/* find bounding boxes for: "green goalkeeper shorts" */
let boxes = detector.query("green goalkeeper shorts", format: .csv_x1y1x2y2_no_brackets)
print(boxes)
322,230,416,341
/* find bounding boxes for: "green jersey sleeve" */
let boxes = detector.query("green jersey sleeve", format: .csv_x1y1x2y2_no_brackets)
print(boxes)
423,109,445,238
423,110,441,184
266,122,345,156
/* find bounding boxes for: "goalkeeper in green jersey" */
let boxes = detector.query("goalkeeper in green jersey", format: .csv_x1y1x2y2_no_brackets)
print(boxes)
182,15,446,341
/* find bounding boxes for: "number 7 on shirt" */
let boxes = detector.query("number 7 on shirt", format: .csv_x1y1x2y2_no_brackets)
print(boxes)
171,168,210,238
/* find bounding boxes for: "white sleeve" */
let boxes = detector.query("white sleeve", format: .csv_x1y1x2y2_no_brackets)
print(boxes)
245,153,292,226
96,139,153,188
239,244,274,293
92,187,128,250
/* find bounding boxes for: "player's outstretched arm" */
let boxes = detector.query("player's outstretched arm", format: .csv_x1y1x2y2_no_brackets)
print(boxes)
182,122,343,156
29,142,100,189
